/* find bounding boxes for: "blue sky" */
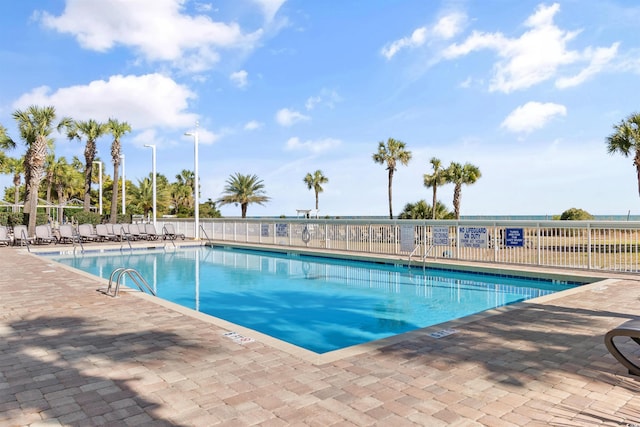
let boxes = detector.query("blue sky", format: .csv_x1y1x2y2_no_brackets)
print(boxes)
1,0,640,217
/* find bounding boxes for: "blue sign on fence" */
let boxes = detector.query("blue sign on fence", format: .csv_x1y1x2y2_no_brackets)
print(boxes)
505,228,524,247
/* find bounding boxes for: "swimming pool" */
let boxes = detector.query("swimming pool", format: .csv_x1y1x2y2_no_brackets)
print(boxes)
47,246,582,353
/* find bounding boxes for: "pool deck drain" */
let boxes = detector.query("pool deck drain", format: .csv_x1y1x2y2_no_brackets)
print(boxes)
2,244,640,426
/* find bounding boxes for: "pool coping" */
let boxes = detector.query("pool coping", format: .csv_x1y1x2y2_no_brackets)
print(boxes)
32,241,622,365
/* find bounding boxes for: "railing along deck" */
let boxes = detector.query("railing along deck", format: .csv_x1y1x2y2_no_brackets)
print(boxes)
155,218,640,273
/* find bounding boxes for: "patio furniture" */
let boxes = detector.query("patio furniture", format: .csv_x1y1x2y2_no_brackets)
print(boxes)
35,224,57,244
604,318,640,376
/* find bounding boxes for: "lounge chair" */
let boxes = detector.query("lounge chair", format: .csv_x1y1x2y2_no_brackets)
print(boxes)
13,225,35,246
144,223,161,240
78,223,99,242
0,226,11,246
113,224,133,242
163,223,185,240
59,224,81,244
129,223,147,240
604,319,640,376
35,224,57,244
96,224,117,241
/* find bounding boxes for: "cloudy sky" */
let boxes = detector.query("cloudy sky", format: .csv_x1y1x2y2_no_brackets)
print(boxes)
1,0,639,217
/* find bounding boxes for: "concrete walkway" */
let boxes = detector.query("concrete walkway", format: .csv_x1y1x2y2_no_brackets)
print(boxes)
1,245,639,426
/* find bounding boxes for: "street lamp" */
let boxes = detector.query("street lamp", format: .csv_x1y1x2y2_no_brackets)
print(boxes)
120,154,125,215
144,144,157,227
184,122,199,240
92,161,103,215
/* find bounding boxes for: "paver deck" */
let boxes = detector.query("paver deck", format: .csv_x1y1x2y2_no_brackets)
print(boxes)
1,243,639,426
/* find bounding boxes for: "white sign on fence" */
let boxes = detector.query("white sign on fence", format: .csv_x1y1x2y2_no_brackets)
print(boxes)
432,226,450,245
400,225,414,252
458,226,488,248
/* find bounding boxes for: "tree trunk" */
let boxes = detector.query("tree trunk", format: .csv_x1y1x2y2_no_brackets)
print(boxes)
110,162,120,223
453,184,462,220
432,186,437,220
315,191,319,211
241,203,248,218
387,169,394,219
635,151,640,197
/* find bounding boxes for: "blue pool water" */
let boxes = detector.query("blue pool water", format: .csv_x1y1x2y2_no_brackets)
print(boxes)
47,247,581,353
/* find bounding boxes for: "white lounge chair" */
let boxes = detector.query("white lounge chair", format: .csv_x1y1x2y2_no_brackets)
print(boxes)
144,223,161,240
128,223,147,240
162,223,185,240
0,226,11,246
113,224,133,242
13,225,35,246
78,223,99,242
59,224,81,244
96,224,117,241
35,224,57,244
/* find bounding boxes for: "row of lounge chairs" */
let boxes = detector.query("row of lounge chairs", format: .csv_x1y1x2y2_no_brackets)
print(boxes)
0,223,185,246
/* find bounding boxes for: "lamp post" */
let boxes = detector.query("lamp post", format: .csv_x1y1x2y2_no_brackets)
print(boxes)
92,161,103,215
184,122,199,240
144,144,157,227
120,154,125,215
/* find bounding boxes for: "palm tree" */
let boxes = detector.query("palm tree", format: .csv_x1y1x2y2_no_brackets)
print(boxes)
0,155,24,212
399,199,453,219
58,118,108,211
446,162,482,220
303,169,328,212
171,169,195,216
0,124,15,150
51,157,83,223
218,173,270,218
130,176,154,218
372,137,412,219
12,105,58,234
106,119,131,223
606,112,640,197
423,157,448,220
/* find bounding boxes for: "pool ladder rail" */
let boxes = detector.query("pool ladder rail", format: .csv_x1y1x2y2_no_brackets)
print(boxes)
104,267,156,297
408,244,434,272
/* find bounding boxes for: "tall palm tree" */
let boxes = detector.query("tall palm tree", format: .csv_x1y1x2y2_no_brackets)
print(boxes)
218,173,270,218
58,118,108,212
51,157,83,223
423,157,448,220
606,112,640,197
131,177,154,218
106,118,131,223
0,156,24,212
303,169,328,212
372,137,412,219
12,105,58,234
446,162,482,220
171,169,195,216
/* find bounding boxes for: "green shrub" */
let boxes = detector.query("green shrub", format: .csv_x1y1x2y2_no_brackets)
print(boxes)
560,208,594,221
71,211,102,225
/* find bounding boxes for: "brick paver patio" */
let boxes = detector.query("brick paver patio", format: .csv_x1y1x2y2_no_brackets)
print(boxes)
1,243,639,426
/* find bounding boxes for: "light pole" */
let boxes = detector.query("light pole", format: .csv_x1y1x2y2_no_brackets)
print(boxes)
92,161,103,215
144,144,157,227
120,154,125,215
184,122,199,240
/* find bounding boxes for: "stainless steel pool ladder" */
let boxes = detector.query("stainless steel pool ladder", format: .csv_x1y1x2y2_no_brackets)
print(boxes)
199,224,213,246
408,244,434,272
106,267,156,297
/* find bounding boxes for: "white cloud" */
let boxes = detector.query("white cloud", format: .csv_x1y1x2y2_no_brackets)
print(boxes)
442,3,619,93
244,120,262,130
230,70,249,88
501,101,567,133
556,43,620,88
381,12,466,60
38,0,264,72
305,88,342,110
252,0,287,23
284,137,341,153
12,73,198,130
275,108,310,127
